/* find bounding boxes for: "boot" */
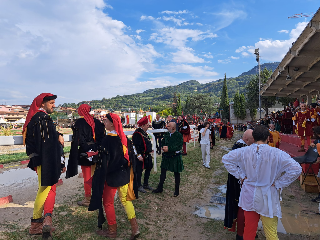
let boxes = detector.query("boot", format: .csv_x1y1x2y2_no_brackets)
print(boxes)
298,145,305,152
236,234,244,240
174,184,179,197
29,218,43,235
77,195,91,207
130,218,140,240
42,213,53,240
96,224,117,238
152,183,163,193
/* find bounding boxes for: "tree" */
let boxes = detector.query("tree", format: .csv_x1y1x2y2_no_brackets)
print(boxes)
183,94,216,115
220,74,230,121
233,91,246,123
233,91,240,123
176,94,182,116
172,92,178,116
239,93,247,120
246,68,275,119
277,97,295,109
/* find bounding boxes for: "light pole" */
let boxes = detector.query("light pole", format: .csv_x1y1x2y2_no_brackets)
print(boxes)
254,48,261,120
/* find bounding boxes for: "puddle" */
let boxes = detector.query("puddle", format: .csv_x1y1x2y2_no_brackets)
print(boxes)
0,158,80,198
281,204,320,236
217,185,227,194
194,204,225,220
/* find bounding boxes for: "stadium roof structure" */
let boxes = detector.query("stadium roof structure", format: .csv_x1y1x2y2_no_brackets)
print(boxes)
260,7,320,100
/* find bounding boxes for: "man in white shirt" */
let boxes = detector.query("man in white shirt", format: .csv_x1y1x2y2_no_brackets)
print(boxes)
222,125,302,240
200,122,211,168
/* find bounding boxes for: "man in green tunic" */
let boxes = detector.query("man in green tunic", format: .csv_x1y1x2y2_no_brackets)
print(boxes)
152,122,184,197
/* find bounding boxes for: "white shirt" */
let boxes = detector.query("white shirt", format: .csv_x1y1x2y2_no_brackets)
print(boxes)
222,143,301,218
200,128,211,145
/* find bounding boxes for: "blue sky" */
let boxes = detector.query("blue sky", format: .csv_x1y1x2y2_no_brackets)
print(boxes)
0,0,318,105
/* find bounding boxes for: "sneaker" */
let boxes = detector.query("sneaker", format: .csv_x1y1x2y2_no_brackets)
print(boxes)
143,185,154,191
311,196,320,203
138,186,147,193
205,165,210,169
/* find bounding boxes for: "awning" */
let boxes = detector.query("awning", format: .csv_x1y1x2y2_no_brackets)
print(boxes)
261,7,320,100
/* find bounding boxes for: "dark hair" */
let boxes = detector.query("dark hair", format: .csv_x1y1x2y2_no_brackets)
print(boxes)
106,113,113,123
204,121,210,127
252,125,270,142
42,95,57,103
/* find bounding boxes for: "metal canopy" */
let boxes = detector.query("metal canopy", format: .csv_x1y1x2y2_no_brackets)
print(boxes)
261,7,320,100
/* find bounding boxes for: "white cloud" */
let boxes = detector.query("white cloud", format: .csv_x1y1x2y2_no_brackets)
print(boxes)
136,29,145,34
230,56,239,59
0,0,160,104
218,59,230,64
162,16,184,26
161,10,189,15
241,52,249,57
150,27,217,48
210,9,247,31
255,21,308,61
162,64,218,77
140,15,155,21
203,53,213,58
172,47,205,63
235,46,247,53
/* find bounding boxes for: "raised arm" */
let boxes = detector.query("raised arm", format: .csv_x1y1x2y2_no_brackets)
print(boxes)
222,148,245,180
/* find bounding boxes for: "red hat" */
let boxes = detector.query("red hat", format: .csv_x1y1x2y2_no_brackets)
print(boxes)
78,104,95,141
137,116,149,127
23,93,56,145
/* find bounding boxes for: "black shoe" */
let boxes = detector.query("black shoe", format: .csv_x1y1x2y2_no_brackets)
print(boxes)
143,185,154,191
236,234,243,240
152,187,163,193
311,196,320,203
182,153,187,156
173,191,179,197
138,186,147,193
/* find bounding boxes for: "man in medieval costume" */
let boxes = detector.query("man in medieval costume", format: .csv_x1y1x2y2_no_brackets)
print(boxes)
24,93,65,239
178,115,191,155
153,121,184,197
292,102,316,152
268,123,281,148
89,113,139,240
224,129,254,240
66,104,105,206
132,116,154,193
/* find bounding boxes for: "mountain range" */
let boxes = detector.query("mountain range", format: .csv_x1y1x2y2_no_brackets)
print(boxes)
61,62,280,111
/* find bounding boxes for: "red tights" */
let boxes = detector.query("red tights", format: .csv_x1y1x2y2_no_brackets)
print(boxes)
81,165,92,197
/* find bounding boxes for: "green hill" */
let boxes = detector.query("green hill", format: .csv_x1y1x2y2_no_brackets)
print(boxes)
61,62,279,111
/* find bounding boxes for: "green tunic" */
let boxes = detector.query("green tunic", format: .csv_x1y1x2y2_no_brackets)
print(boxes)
160,131,184,173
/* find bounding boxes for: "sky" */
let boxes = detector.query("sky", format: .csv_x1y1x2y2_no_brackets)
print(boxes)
0,0,318,105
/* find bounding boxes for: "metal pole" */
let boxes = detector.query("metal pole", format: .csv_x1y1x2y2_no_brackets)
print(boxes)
258,55,261,120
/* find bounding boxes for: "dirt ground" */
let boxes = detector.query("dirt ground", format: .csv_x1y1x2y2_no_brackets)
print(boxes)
1,133,320,239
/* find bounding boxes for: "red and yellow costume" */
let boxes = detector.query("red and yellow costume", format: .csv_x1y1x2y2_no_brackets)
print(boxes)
292,109,316,150
24,93,63,238
268,130,281,148
226,124,234,140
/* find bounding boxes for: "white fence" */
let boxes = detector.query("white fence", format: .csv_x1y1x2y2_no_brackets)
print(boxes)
0,126,197,172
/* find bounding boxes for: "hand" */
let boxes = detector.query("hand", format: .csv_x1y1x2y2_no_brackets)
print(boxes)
310,143,315,148
58,135,64,147
162,146,168,152
61,167,66,174
138,156,143,161
241,177,247,185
